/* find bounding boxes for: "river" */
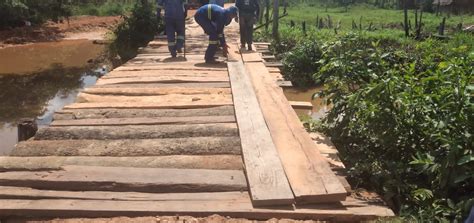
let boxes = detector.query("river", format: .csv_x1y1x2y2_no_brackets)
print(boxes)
0,40,108,155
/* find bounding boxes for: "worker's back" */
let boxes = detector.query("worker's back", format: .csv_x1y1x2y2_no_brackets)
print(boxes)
195,4,226,22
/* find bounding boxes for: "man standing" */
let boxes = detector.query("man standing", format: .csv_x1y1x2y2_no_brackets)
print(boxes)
157,0,186,57
194,5,238,63
235,0,259,51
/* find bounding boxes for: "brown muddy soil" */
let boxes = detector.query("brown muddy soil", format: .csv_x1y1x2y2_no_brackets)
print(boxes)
0,16,121,48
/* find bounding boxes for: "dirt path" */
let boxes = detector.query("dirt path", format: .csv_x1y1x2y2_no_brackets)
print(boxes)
0,16,121,48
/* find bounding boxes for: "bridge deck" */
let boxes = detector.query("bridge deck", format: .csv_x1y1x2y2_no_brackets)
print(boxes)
0,18,393,221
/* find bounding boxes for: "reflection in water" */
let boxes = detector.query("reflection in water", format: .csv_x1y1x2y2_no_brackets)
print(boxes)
0,40,108,155
283,86,330,120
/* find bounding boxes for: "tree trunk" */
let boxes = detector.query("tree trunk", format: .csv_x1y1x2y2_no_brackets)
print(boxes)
272,0,280,41
403,0,409,37
265,0,270,31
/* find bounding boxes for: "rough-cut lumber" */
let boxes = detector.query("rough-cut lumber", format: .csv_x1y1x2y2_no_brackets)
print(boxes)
277,81,293,88
50,116,236,127
90,82,231,89
289,101,313,110
76,93,231,104
240,51,263,62
54,106,235,120
82,87,231,96
0,166,247,193
228,61,294,206
12,137,241,156
104,70,228,79
35,124,238,140
95,76,229,85
64,101,233,110
0,197,394,220
244,61,347,203
0,155,244,171
0,187,247,201
114,65,227,72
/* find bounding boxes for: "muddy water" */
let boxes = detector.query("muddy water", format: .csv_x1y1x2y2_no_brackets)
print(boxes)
283,86,330,120
0,40,108,155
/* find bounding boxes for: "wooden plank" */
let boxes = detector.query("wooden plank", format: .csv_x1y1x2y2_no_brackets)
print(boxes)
50,116,236,127
81,87,231,96
12,137,242,157
0,166,247,193
114,65,227,72
53,106,235,120
0,187,247,201
90,82,231,89
76,93,231,104
228,61,294,206
0,155,244,171
277,81,293,88
244,61,347,204
95,76,229,85
289,101,313,110
103,71,228,79
0,197,394,220
64,101,233,110
240,51,263,62
264,62,284,68
36,123,238,140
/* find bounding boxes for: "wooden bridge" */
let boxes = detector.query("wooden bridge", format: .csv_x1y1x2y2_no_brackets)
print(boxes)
0,19,393,221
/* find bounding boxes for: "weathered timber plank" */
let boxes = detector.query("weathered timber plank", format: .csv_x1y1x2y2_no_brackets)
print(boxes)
12,137,241,156
35,124,238,140
240,51,263,62
0,155,243,171
245,61,346,203
103,71,228,79
50,116,236,127
53,106,235,120
0,197,394,220
289,101,313,110
90,82,231,89
228,61,294,206
0,187,247,201
114,65,227,72
64,101,233,110
95,76,229,85
76,93,231,104
82,88,231,96
0,166,247,193
277,81,293,88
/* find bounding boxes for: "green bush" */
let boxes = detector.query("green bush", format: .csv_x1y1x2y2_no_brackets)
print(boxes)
110,0,162,61
313,34,474,221
281,41,322,88
0,0,71,29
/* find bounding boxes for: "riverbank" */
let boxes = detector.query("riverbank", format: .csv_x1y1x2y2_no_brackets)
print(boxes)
0,16,121,49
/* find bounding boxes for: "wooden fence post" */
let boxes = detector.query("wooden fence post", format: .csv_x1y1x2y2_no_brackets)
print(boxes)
17,119,38,142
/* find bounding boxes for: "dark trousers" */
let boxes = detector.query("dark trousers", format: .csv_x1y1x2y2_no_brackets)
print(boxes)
165,17,185,57
194,14,219,61
239,14,255,46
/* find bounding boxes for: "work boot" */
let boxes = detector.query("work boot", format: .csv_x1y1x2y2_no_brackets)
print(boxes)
177,48,183,53
247,44,253,51
240,44,246,49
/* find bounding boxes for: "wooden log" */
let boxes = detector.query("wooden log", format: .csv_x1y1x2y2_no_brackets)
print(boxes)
11,137,242,157
95,76,229,85
90,82,231,89
64,101,233,110
0,186,248,201
228,61,294,206
50,116,236,127
244,61,347,204
36,123,238,140
0,196,394,220
75,93,231,104
82,88,231,96
0,155,244,172
53,106,235,120
0,165,247,193
17,119,38,142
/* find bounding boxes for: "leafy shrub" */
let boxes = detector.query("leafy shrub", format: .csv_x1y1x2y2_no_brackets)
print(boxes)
314,34,474,221
281,41,322,88
0,0,71,29
110,0,162,61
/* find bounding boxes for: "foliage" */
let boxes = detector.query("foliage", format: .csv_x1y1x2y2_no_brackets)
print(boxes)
0,0,72,29
281,41,322,88
69,0,134,16
110,0,162,61
297,33,473,221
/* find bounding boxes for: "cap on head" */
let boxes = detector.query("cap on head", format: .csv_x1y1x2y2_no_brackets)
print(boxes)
226,6,238,15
